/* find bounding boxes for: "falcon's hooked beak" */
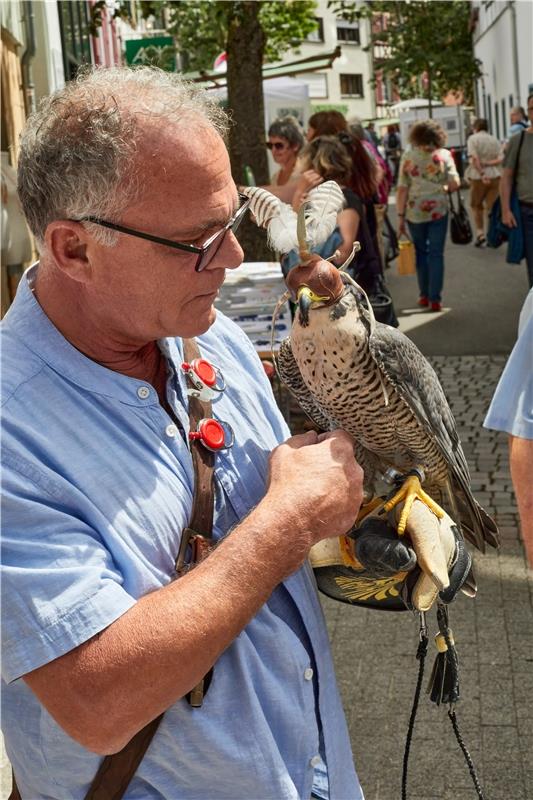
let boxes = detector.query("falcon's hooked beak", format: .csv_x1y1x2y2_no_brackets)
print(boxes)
286,256,345,327
296,286,329,326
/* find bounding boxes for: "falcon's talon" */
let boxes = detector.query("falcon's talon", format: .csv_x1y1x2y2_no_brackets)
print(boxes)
382,475,445,535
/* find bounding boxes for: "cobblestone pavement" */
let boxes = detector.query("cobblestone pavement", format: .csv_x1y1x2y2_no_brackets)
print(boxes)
322,354,533,800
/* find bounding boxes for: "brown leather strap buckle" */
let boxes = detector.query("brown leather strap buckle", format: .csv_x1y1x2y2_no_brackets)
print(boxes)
175,527,213,576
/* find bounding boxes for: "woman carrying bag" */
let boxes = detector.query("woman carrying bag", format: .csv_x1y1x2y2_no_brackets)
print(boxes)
396,120,460,312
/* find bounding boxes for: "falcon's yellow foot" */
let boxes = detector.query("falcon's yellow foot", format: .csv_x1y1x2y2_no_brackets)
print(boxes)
382,474,445,535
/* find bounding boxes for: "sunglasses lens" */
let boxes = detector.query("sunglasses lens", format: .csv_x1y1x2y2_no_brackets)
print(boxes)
266,142,273,150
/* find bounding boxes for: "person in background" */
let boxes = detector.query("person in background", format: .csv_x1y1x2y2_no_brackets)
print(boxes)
266,115,304,187
465,118,502,247
289,134,382,294
507,105,529,140
365,121,380,149
396,119,460,312
305,110,380,261
1,66,365,800
501,93,533,287
484,288,533,569
383,124,402,184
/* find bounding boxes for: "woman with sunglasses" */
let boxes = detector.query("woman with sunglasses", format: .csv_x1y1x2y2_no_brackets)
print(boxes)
266,116,304,187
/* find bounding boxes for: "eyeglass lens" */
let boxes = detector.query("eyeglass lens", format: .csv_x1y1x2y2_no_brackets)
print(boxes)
195,197,248,272
266,141,286,151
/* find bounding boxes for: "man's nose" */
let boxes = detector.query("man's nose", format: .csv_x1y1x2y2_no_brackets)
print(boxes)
207,230,244,273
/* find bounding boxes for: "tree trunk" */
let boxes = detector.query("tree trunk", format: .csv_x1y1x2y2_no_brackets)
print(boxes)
226,1,272,261
427,69,433,119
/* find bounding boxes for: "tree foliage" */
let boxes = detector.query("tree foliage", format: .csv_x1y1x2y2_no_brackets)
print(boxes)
165,0,318,72
330,0,481,109
92,0,319,258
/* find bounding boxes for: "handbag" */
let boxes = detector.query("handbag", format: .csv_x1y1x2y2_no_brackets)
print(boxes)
10,339,216,800
365,274,399,328
448,192,473,245
397,237,416,275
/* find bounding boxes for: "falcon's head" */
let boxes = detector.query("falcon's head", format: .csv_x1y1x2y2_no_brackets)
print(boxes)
286,256,345,326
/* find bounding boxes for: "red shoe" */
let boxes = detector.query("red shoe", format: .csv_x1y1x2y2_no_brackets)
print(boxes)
430,302,442,312
418,296,429,307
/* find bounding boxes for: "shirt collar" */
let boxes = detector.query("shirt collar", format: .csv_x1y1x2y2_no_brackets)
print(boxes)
7,264,183,407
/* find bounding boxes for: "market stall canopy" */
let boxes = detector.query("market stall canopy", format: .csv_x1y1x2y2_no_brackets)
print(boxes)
182,47,341,90
391,98,443,111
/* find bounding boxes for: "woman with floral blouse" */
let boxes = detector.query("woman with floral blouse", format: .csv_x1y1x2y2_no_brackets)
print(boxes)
396,120,460,312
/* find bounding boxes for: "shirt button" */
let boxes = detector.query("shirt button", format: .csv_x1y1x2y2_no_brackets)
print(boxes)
304,667,314,681
309,755,322,768
137,386,150,400
165,424,178,438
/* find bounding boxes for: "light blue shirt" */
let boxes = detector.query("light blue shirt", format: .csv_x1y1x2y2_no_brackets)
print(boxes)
1,268,362,800
484,289,533,439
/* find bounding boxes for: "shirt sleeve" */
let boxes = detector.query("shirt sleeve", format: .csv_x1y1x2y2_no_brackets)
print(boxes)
444,149,459,181
1,457,137,683
483,313,533,439
503,133,520,170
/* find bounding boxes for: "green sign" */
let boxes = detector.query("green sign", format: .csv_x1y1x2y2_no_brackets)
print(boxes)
125,37,176,72
311,103,349,116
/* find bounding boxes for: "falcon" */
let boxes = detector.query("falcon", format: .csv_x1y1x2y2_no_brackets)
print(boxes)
242,181,499,555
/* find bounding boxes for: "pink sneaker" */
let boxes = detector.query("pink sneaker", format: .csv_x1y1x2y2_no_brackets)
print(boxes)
430,302,442,312
418,296,429,307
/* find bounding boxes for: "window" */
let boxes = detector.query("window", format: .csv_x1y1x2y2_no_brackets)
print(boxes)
57,0,92,81
340,74,364,98
307,18,324,42
336,21,360,45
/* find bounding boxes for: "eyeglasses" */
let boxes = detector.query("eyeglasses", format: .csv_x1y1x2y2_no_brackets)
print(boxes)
74,193,250,272
266,141,288,151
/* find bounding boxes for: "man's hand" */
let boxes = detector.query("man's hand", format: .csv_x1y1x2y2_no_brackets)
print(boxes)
502,207,518,228
267,429,364,550
397,217,407,236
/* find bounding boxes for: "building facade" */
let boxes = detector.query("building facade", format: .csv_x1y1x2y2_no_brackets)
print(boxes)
280,0,375,122
471,0,533,140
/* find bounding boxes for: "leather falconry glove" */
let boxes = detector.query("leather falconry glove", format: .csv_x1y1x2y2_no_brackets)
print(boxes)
348,497,472,611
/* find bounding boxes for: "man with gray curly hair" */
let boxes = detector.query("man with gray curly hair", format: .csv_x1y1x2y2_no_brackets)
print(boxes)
1,67,364,800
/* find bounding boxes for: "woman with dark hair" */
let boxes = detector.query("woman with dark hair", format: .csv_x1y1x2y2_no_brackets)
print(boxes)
306,110,378,203
396,119,460,312
266,116,305,187
288,135,383,295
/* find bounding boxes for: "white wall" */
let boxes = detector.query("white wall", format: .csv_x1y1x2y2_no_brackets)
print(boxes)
473,0,533,140
0,0,25,46
32,0,65,102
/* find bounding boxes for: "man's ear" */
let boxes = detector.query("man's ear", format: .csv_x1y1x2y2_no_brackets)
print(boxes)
44,221,92,283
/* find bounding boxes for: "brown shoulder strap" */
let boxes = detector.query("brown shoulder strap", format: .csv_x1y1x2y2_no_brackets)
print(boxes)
84,338,215,800
11,339,216,800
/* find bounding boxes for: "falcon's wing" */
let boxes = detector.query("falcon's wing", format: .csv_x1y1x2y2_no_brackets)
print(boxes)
368,324,499,551
276,337,333,432
368,324,466,475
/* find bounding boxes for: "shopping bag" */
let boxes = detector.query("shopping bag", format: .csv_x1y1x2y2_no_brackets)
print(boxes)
397,238,416,275
448,192,473,245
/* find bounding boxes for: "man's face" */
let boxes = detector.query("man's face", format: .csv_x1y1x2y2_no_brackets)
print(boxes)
528,99,533,125
84,123,243,343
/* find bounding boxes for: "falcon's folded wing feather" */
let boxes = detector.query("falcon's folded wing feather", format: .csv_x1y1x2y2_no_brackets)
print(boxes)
368,325,499,551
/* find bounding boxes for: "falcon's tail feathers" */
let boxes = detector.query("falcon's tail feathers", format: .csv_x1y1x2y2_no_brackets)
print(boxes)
453,483,500,553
